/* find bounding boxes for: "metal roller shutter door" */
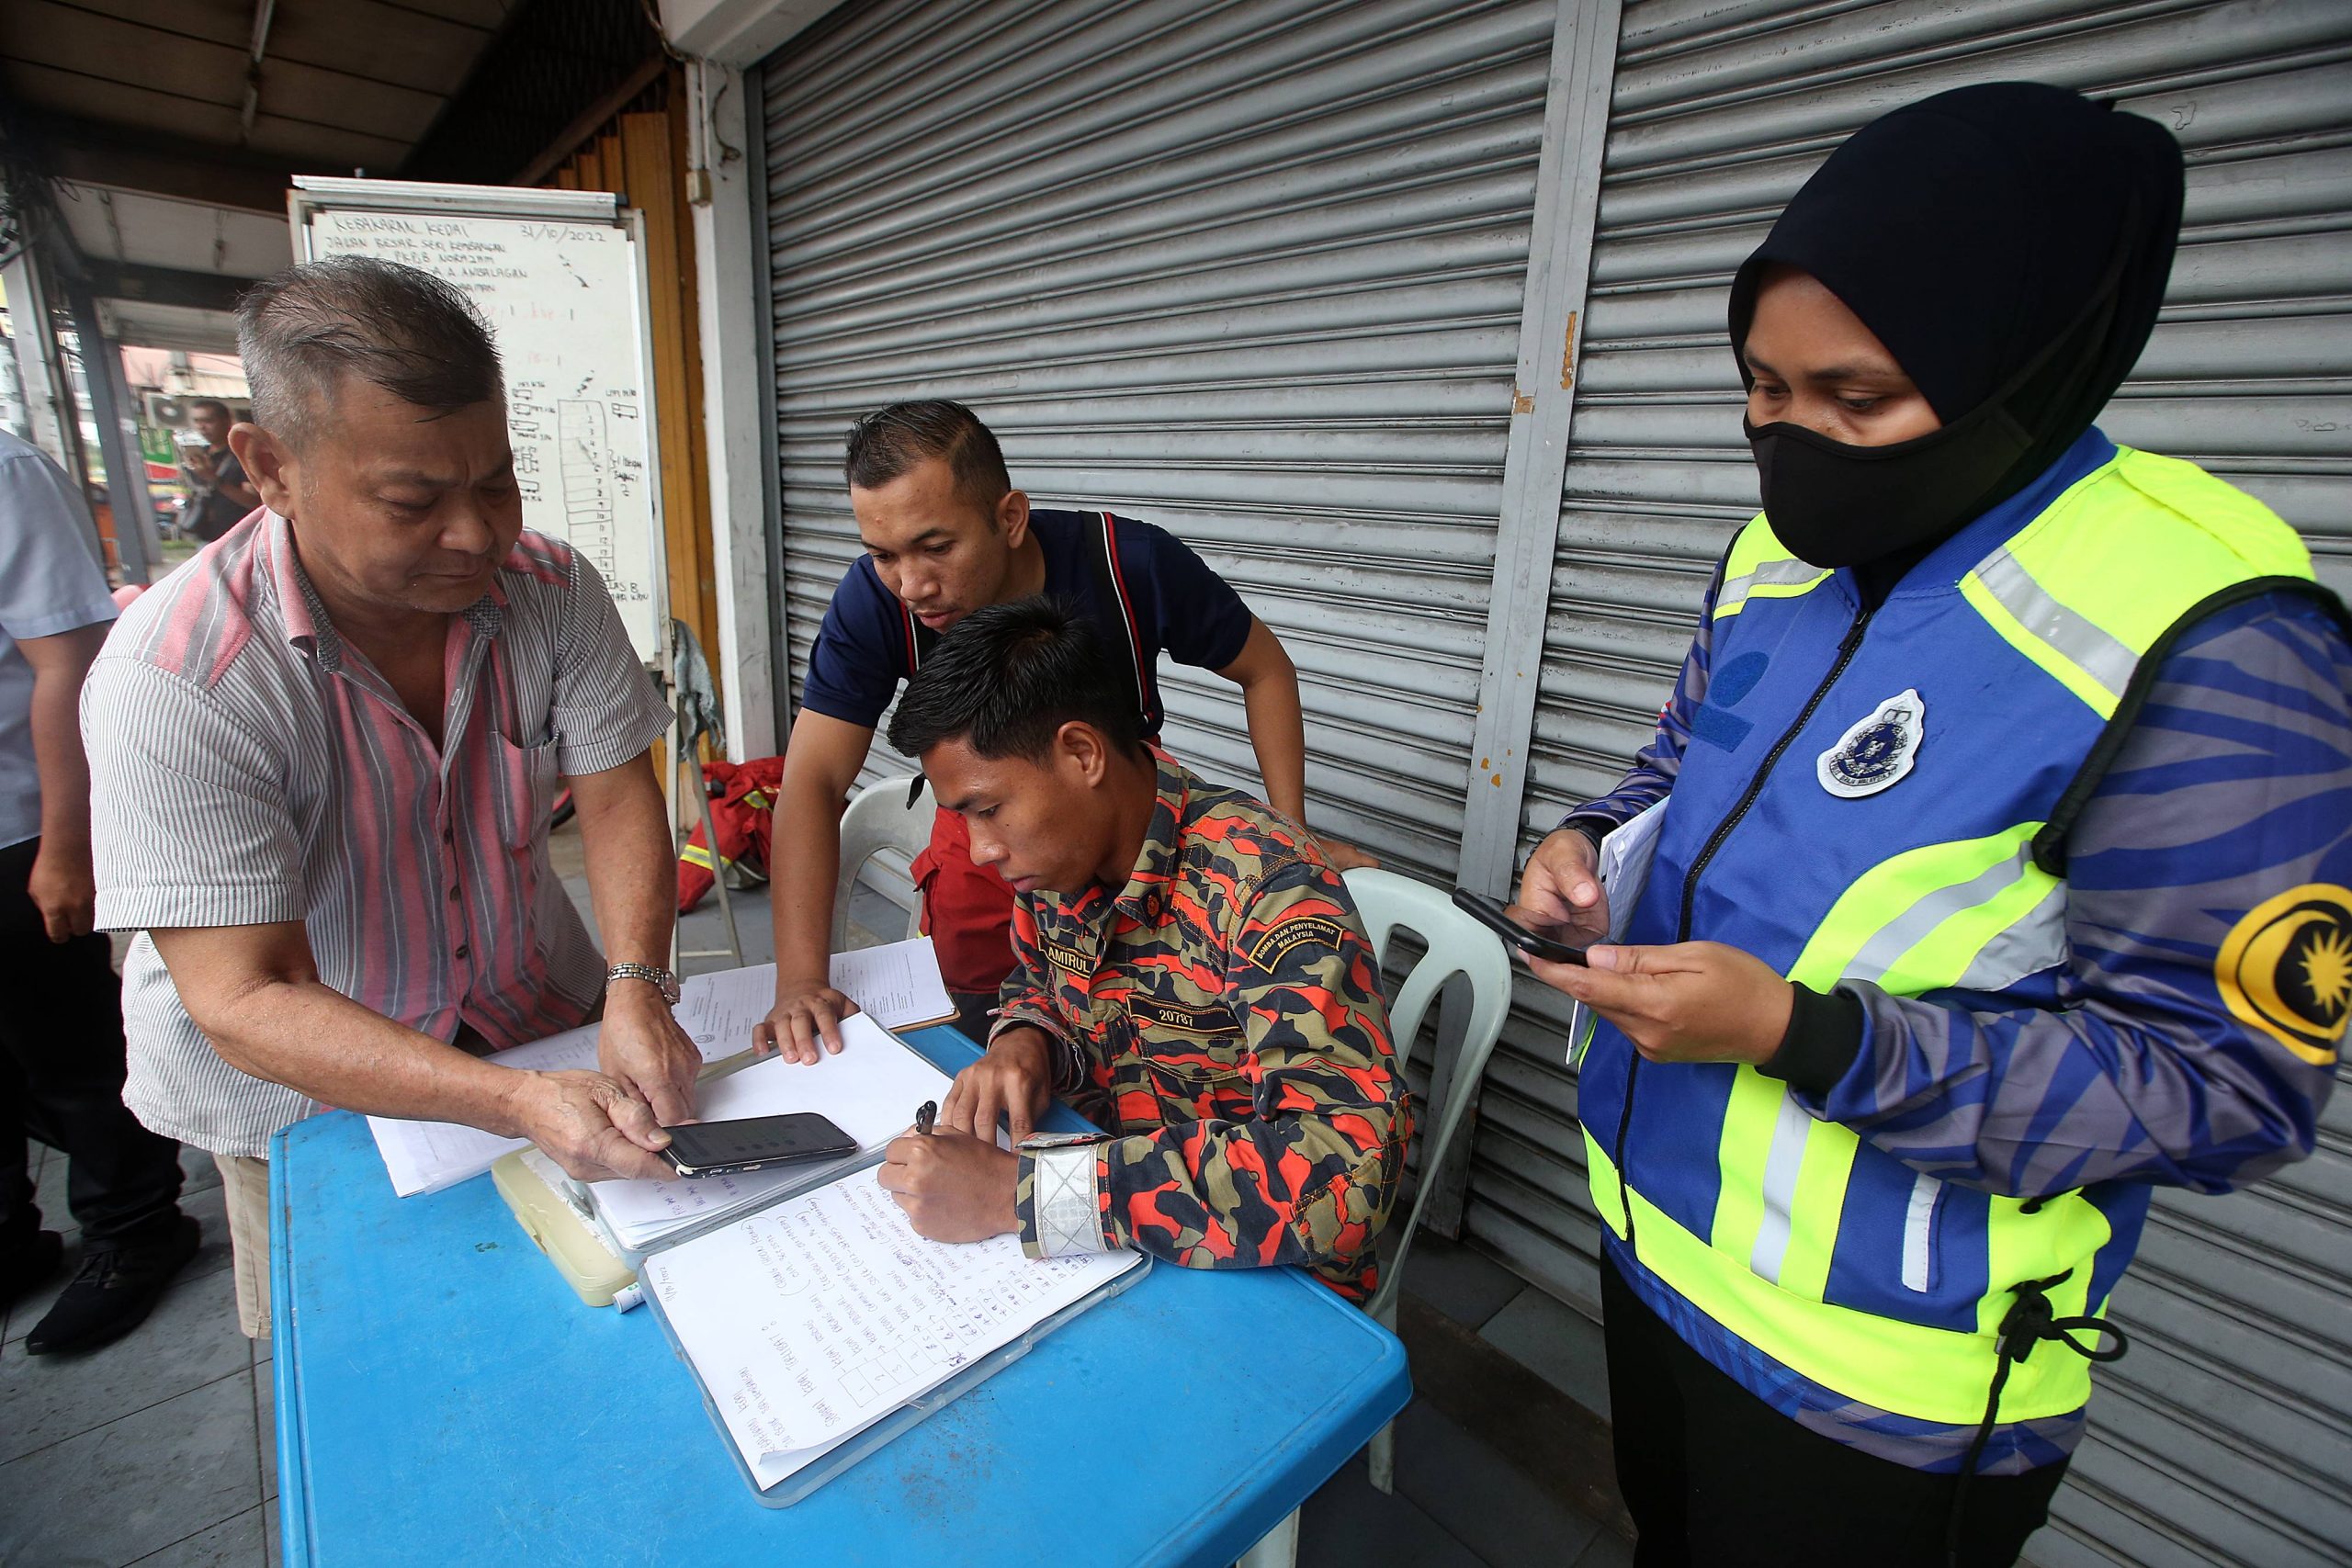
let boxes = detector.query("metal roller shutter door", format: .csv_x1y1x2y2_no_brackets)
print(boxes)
1482,3,2352,1565
757,0,1558,878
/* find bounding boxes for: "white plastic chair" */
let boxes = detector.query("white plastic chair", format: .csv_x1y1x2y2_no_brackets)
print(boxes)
831,774,933,952
1241,866,1514,1566
1346,866,1514,1493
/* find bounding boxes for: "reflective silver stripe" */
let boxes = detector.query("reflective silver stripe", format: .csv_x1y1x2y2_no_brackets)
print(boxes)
1845,845,2033,988
1748,1091,1815,1284
1973,546,2139,705
1842,840,2066,994
1952,880,2068,994
1716,557,1831,615
1901,1171,1941,1293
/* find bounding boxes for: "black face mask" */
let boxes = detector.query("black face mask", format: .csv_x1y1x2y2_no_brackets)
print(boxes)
1743,260,2127,570
1744,399,2034,570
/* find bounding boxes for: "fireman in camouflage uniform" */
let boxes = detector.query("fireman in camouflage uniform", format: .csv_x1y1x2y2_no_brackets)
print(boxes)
876,598,1409,1300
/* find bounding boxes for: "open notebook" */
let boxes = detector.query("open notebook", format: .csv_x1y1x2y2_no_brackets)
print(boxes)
367,942,955,1199
582,1014,953,1252
644,1167,1144,1495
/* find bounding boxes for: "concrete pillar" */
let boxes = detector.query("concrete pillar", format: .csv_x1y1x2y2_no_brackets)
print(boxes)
1,248,72,467
64,281,156,583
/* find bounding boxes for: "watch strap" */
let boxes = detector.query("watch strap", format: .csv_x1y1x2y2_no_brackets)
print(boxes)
605,962,681,1006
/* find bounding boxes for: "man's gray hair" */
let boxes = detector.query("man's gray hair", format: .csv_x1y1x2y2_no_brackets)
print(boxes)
236,256,503,447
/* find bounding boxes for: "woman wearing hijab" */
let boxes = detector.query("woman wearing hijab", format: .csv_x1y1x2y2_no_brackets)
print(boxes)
1514,83,2350,1567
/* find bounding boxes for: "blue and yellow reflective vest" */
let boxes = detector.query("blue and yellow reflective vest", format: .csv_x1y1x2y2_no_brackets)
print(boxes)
1582,431,2331,1453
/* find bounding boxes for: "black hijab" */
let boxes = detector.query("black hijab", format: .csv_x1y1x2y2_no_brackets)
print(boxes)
1726,82,2186,573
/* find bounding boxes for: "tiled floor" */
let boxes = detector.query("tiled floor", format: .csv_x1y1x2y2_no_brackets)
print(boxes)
1,845,1631,1567
1,1144,277,1568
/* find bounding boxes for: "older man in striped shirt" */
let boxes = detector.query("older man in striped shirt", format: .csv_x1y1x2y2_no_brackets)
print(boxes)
84,258,696,1339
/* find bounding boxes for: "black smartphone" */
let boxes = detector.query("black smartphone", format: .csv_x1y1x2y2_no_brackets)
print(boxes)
1450,887,1590,965
659,1112,859,1179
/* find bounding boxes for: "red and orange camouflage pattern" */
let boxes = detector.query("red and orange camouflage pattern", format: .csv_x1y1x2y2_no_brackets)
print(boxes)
999,756,1412,1301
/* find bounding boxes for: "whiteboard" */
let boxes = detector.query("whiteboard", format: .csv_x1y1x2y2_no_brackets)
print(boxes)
288,179,665,663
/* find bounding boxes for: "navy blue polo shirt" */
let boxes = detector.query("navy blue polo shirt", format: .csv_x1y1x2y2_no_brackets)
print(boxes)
799,508,1255,735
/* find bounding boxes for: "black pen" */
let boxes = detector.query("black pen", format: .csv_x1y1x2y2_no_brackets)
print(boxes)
914,1100,937,1136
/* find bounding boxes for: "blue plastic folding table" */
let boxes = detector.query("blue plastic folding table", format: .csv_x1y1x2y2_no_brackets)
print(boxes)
272,1022,1410,1566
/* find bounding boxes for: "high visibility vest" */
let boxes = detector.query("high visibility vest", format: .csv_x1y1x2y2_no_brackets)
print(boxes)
1581,436,2330,1433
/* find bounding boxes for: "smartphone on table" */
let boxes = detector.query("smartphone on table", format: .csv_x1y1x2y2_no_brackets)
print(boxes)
659,1112,858,1179
1449,887,1591,965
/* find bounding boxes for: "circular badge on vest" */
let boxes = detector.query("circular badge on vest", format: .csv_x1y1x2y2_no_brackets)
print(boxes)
2216,884,2352,1066
1816,687,1926,798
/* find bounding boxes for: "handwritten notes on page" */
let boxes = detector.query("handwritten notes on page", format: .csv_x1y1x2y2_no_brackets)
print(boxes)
830,939,956,1030
646,1171,1142,1490
587,1014,954,1250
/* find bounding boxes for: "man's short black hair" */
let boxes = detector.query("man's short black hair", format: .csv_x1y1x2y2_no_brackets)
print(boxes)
188,397,232,420
888,597,1144,762
236,256,503,449
843,400,1011,518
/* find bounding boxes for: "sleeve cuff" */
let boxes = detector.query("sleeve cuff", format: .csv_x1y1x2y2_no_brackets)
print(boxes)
1017,1142,1114,1258
1558,815,1612,851
552,690,670,778
990,1007,1085,1094
1758,983,1866,1097
96,886,306,932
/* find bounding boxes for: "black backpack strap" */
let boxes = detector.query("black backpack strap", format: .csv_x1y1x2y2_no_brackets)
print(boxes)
901,601,939,672
1080,509,1157,731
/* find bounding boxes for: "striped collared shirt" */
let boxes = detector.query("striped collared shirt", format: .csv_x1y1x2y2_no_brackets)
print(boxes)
85,512,669,1157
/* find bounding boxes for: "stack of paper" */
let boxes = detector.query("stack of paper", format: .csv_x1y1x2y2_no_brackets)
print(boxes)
645,1171,1143,1491
365,939,955,1199
584,1013,954,1252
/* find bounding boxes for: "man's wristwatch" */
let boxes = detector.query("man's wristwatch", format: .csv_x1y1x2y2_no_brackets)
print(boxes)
605,962,682,1007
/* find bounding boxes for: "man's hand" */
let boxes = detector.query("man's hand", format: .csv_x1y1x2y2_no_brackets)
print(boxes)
26,839,96,942
1517,826,1611,945
876,1128,1019,1242
756,976,860,1062
512,1069,677,1181
1528,942,1792,1066
1317,833,1381,873
184,447,217,482
940,1026,1055,1145
596,982,700,1125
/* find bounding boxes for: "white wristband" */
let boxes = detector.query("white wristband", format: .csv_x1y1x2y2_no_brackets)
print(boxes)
1027,1142,1110,1258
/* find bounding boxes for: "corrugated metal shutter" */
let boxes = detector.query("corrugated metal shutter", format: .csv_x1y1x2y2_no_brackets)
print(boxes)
1486,3,2352,1565
757,0,1559,879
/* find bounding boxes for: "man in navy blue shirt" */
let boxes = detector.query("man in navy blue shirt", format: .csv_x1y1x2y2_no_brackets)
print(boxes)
759,400,1370,1058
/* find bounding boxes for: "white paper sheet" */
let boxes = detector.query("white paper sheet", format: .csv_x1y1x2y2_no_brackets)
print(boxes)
587,1013,954,1248
828,938,956,1031
365,1021,604,1198
644,1171,1141,1489
365,948,958,1200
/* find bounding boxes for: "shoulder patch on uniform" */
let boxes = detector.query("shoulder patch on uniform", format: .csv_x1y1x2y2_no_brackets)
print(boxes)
2217,884,2352,1066
1240,914,1352,974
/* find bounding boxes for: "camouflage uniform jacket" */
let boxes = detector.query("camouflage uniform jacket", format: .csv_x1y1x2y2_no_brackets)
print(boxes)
996,755,1410,1301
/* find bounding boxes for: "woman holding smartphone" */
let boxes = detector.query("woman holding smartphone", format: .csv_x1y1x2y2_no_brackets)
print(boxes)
1513,82,2351,1568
